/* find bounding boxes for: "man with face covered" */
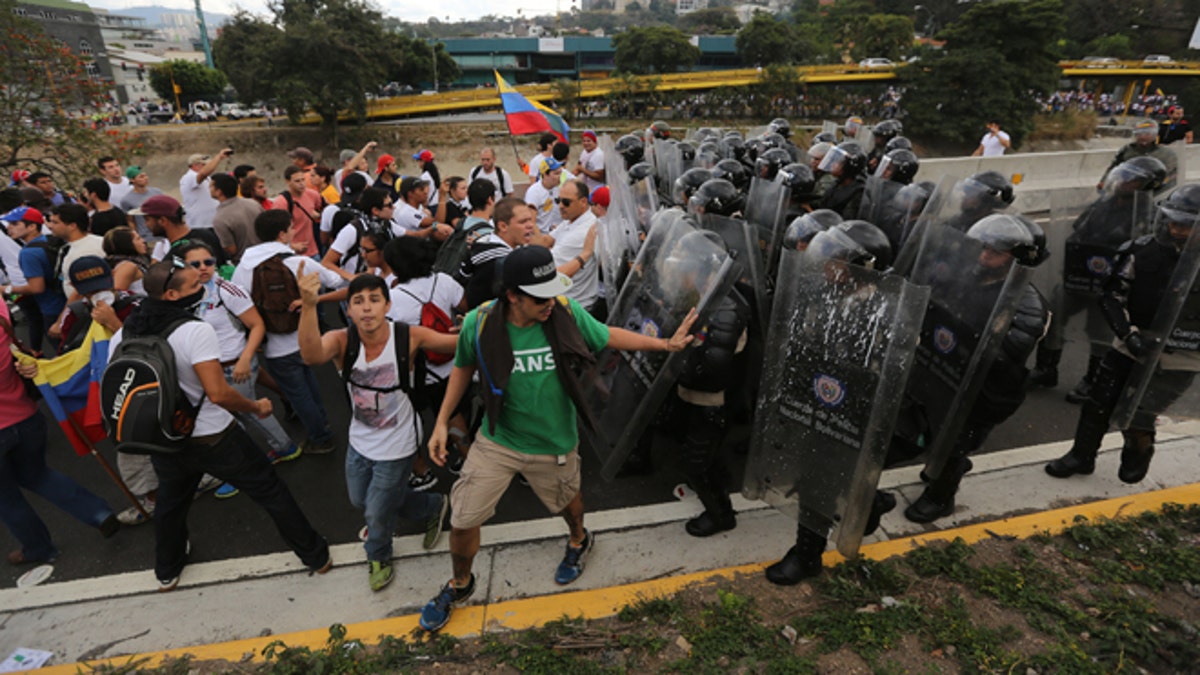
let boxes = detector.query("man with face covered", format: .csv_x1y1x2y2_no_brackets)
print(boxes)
1047,184,1200,485
58,257,141,353
817,142,867,219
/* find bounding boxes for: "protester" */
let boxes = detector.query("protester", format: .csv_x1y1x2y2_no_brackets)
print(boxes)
525,159,563,234
179,150,233,229
574,130,606,192
3,206,65,353
102,226,150,294
81,178,127,238
545,180,600,312
271,166,323,259
526,133,557,182
118,166,162,241
470,148,514,201
210,173,263,263
131,195,224,265
97,156,132,206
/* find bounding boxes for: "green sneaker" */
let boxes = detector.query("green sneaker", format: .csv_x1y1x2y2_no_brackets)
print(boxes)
369,560,393,592
424,494,450,551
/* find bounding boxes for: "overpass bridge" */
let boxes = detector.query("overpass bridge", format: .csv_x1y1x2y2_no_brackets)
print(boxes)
302,60,1200,124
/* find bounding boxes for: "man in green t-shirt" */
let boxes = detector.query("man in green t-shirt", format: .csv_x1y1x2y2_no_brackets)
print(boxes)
418,245,697,632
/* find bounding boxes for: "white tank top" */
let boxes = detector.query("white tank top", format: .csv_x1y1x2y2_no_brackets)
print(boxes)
346,325,418,460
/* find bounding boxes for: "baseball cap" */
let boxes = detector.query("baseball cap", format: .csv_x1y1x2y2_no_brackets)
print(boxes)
124,165,143,179
128,194,182,218
69,256,113,296
539,157,564,177
187,153,210,166
288,146,314,162
398,175,428,197
377,154,396,174
339,149,358,164
1,205,44,225
582,130,598,141
503,246,572,298
412,149,434,163
10,169,30,185
589,185,610,208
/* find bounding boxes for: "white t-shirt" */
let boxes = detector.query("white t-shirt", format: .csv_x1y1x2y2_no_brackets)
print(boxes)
525,180,560,234
420,170,439,208
527,153,549,180
470,166,514,201
330,220,365,274
392,201,426,233
179,169,218,228
979,131,1010,157
0,233,27,286
60,234,106,299
331,169,372,194
346,323,418,461
196,279,255,363
319,203,340,234
550,211,599,309
106,177,132,207
385,272,463,381
231,241,347,359
578,148,605,192
109,320,234,436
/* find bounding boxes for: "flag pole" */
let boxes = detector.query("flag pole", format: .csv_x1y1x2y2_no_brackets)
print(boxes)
64,415,148,517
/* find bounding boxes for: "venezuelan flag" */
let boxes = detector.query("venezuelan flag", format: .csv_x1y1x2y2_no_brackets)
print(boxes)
495,70,570,144
23,321,113,456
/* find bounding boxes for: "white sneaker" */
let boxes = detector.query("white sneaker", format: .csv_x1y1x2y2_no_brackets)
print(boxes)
194,475,222,497
116,497,155,525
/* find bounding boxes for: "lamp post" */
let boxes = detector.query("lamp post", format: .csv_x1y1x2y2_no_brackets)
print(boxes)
914,5,936,38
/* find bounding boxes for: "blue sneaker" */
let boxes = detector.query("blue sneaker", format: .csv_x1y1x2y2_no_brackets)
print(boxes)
419,574,476,632
554,529,593,585
269,444,302,465
215,483,239,499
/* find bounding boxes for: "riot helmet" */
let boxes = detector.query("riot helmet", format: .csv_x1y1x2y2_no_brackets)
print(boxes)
649,120,672,139
778,163,816,201
1132,119,1158,145
876,149,919,184
688,178,744,217
721,135,747,161
673,167,714,206
807,220,893,270
627,162,655,185
811,130,837,145
845,116,864,137
693,127,720,144
768,118,792,139
763,132,788,150
712,158,750,192
807,142,832,168
783,209,842,251
660,227,727,299
960,171,1015,213
893,182,931,213
1104,156,1167,196
884,136,913,153
817,141,867,179
871,119,903,143
676,141,697,162
615,135,645,167
1154,183,1200,247
755,148,793,181
966,213,1037,266
697,141,722,167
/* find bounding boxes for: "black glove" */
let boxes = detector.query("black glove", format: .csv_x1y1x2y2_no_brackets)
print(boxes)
1124,331,1151,358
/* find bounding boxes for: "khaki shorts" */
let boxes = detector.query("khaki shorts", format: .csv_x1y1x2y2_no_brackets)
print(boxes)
449,433,582,530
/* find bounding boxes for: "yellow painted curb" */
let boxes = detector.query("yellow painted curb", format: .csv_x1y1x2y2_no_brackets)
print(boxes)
35,482,1200,673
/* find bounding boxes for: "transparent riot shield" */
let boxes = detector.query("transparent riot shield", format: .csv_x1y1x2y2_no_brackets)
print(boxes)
859,175,903,225
1154,144,1180,194
581,210,741,480
653,138,673,201
821,120,839,138
893,175,1011,275
699,213,770,331
1111,214,1200,428
904,222,1035,483
744,176,789,275
857,124,875,155
743,248,929,557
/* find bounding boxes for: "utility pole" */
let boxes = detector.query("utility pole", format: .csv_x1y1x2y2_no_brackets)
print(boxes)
194,0,213,68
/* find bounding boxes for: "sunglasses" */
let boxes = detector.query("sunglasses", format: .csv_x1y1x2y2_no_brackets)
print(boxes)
360,245,378,254
517,290,554,306
556,197,575,207
381,201,394,208
187,257,217,269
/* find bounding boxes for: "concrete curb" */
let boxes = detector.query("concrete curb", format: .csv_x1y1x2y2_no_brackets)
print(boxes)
32,481,1200,674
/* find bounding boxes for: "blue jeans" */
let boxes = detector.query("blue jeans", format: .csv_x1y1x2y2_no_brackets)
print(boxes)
150,424,328,581
224,358,293,454
263,351,332,445
345,446,442,562
0,413,113,562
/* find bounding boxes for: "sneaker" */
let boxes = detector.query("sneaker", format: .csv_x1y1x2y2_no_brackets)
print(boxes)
158,575,179,592
369,560,394,592
195,475,222,497
447,455,465,476
99,514,120,539
554,530,593,585
424,495,450,551
409,470,438,492
117,497,155,526
419,574,476,632
268,443,302,465
215,483,239,499
302,439,336,455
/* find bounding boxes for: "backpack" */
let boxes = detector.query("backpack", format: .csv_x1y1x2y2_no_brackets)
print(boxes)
281,191,321,247
342,320,432,410
100,317,202,455
434,217,493,285
251,252,301,334
469,165,510,197
33,236,66,295
341,213,395,273
395,276,456,366
61,294,141,353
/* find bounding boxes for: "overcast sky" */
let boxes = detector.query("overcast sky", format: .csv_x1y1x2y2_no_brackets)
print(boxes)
88,0,576,22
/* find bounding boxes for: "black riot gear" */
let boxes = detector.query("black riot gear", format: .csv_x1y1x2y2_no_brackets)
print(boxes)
966,213,1037,262
615,134,645,167
872,119,903,143
755,148,793,180
782,209,842,250
676,141,697,162
689,178,744,217
627,161,654,185
762,132,788,150
877,149,919,184
779,163,816,201
721,134,747,161
712,159,750,192
673,167,714,206
884,136,913,153
649,120,672,139
1154,183,1200,247
807,220,893,269
1122,156,1167,192
818,142,867,178
966,171,1016,209
812,130,837,145
745,138,767,164
768,118,792,139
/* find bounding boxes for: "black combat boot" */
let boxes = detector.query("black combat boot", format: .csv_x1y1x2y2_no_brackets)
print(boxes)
1117,429,1155,484
1065,355,1103,404
685,481,736,537
765,527,826,585
1045,446,1097,478
905,459,961,524
1027,347,1062,388
863,490,897,536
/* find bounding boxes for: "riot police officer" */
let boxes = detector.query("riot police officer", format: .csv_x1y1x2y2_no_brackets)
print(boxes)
688,179,744,218
943,171,1016,233
673,168,713,208
779,163,817,219
782,209,842,252
818,142,868,219
1046,184,1200,484
615,135,645,170
868,119,903,172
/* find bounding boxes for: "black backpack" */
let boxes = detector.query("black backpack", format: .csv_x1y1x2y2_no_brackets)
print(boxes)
61,294,141,353
100,317,203,454
340,213,395,273
469,165,510,197
434,217,494,285
342,320,432,411
31,235,66,295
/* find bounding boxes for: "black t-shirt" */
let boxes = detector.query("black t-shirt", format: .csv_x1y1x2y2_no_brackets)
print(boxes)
444,200,469,226
1159,118,1192,144
89,207,127,237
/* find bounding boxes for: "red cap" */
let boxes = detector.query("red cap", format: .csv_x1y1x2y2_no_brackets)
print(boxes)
412,149,434,163
589,185,610,208
377,154,395,174
10,169,30,185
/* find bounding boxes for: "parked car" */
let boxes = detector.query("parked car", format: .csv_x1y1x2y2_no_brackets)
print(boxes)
1143,54,1176,65
224,104,250,120
186,101,217,123
858,58,895,68
1081,56,1123,68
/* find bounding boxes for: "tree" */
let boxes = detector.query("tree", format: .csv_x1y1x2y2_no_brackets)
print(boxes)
1083,34,1134,60
902,0,1066,149
678,7,742,34
148,60,227,105
850,14,915,62
550,78,582,122
736,13,796,66
0,0,139,189
212,13,282,104
385,35,460,91
612,26,700,74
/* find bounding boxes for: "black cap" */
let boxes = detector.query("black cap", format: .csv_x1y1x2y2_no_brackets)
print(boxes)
502,246,572,299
